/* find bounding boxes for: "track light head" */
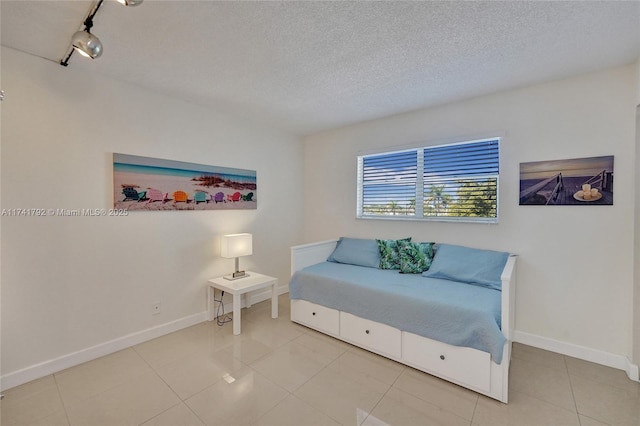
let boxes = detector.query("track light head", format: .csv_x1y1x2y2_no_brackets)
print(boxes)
60,0,142,67
117,0,143,6
71,30,103,59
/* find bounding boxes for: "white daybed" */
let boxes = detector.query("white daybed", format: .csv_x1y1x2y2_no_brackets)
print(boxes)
289,239,517,403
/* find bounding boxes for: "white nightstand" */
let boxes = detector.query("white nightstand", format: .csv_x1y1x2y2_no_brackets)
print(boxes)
207,272,278,335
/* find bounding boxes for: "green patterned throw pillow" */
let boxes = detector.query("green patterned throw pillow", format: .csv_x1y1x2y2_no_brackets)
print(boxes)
398,240,436,274
376,238,411,269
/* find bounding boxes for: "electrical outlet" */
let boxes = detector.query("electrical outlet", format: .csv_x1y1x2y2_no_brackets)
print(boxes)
151,302,161,315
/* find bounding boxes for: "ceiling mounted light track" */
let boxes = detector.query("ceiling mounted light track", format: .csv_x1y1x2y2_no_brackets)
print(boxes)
60,0,142,67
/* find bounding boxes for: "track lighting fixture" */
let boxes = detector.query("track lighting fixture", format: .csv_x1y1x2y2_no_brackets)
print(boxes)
71,30,103,59
117,0,144,6
60,0,142,67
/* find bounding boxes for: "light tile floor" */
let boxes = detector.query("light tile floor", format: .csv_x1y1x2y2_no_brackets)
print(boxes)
2,295,639,426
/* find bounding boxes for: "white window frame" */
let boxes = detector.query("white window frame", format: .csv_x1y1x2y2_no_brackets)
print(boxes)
356,137,500,223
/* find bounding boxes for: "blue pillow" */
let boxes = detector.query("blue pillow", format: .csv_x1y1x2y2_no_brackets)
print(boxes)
327,237,380,268
423,243,509,290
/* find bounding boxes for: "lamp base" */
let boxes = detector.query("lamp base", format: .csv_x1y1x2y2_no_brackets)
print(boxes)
223,270,250,280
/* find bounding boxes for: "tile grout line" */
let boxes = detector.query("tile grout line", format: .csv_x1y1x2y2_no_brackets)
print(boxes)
288,338,349,425
564,356,637,426
51,374,72,426
133,320,272,425
397,366,477,425
563,354,584,424
359,363,407,425
130,342,210,425
177,360,256,425
135,401,187,426
510,348,593,419
469,393,479,425
244,364,294,423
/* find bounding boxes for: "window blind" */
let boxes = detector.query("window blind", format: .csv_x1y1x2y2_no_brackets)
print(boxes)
360,150,417,216
357,138,500,222
423,139,499,219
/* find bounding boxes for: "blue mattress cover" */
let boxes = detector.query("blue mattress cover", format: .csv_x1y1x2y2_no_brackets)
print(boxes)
289,262,505,363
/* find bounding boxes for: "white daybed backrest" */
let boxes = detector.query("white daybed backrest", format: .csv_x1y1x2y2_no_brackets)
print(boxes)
290,239,338,276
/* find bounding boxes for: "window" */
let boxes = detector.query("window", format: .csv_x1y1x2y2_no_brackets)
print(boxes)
357,138,500,222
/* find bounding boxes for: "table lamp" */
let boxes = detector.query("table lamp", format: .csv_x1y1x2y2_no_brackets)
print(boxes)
221,233,252,280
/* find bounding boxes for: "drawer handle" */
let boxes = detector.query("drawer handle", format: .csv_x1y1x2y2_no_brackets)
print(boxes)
365,330,370,334
440,355,445,360
312,312,316,316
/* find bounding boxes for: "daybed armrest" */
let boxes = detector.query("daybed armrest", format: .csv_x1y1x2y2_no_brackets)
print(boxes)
500,255,518,341
291,239,339,276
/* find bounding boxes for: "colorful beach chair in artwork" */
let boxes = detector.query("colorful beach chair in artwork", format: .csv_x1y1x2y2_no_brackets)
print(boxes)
242,192,254,201
146,188,166,203
173,191,189,203
211,192,225,203
194,191,207,204
227,192,242,202
122,187,147,202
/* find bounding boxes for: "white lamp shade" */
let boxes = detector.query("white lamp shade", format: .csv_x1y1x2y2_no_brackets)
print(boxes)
220,233,253,258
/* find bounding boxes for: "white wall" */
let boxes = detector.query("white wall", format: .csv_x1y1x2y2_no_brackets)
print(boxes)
0,47,304,379
634,58,640,365
636,59,640,105
303,64,637,361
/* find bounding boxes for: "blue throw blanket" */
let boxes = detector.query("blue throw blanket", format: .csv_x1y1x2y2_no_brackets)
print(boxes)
289,262,505,364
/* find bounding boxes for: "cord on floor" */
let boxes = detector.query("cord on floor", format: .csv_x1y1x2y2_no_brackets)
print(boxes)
214,292,232,327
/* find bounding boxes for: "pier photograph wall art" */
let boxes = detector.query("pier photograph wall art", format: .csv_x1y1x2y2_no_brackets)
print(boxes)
519,156,613,206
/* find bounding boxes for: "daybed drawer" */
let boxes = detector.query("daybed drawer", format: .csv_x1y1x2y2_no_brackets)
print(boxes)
290,299,339,335
340,312,401,359
402,331,491,392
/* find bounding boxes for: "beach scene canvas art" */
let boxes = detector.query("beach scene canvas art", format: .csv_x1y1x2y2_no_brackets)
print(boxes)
519,156,613,206
113,153,257,211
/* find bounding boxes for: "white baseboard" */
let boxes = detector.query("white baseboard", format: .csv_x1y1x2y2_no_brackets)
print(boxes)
513,330,639,382
248,283,289,306
1,311,207,392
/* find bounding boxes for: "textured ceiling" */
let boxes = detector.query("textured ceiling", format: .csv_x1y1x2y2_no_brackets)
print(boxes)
2,1,639,136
